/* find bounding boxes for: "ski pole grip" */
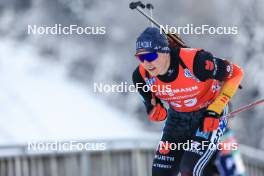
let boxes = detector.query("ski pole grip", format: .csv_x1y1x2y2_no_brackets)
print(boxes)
146,3,154,10
129,1,145,10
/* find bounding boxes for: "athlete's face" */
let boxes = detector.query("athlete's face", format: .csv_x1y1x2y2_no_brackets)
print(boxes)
140,52,170,76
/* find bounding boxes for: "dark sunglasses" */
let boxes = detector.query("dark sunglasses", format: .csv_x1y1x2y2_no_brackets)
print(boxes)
136,52,158,63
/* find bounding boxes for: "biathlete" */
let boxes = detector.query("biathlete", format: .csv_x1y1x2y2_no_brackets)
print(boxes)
132,27,244,176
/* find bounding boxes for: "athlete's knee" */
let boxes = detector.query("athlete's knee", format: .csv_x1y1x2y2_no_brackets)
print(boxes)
152,160,179,176
152,165,175,176
180,164,205,176
179,166,194,176
180,171,193,176
181,163,211,176
152,166,162,176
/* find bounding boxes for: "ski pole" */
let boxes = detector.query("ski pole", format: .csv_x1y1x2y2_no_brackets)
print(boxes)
221,98,264,120
146,3,154,27
130,1,159,28
129,1,187,47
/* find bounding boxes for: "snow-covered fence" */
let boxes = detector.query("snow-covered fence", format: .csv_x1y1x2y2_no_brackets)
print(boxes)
0,139,263,176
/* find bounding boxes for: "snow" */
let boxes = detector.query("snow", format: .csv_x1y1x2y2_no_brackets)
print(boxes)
0,38,158,145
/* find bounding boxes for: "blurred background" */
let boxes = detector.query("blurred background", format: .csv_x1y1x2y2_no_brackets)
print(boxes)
0,0,264,175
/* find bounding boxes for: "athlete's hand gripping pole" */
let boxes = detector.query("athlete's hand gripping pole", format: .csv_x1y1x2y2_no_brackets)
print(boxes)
148,94,167,122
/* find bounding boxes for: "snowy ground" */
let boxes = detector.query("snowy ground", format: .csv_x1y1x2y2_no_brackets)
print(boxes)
0,38,159,145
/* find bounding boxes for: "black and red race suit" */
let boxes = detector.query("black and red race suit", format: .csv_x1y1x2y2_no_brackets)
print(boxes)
132,47,234,176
